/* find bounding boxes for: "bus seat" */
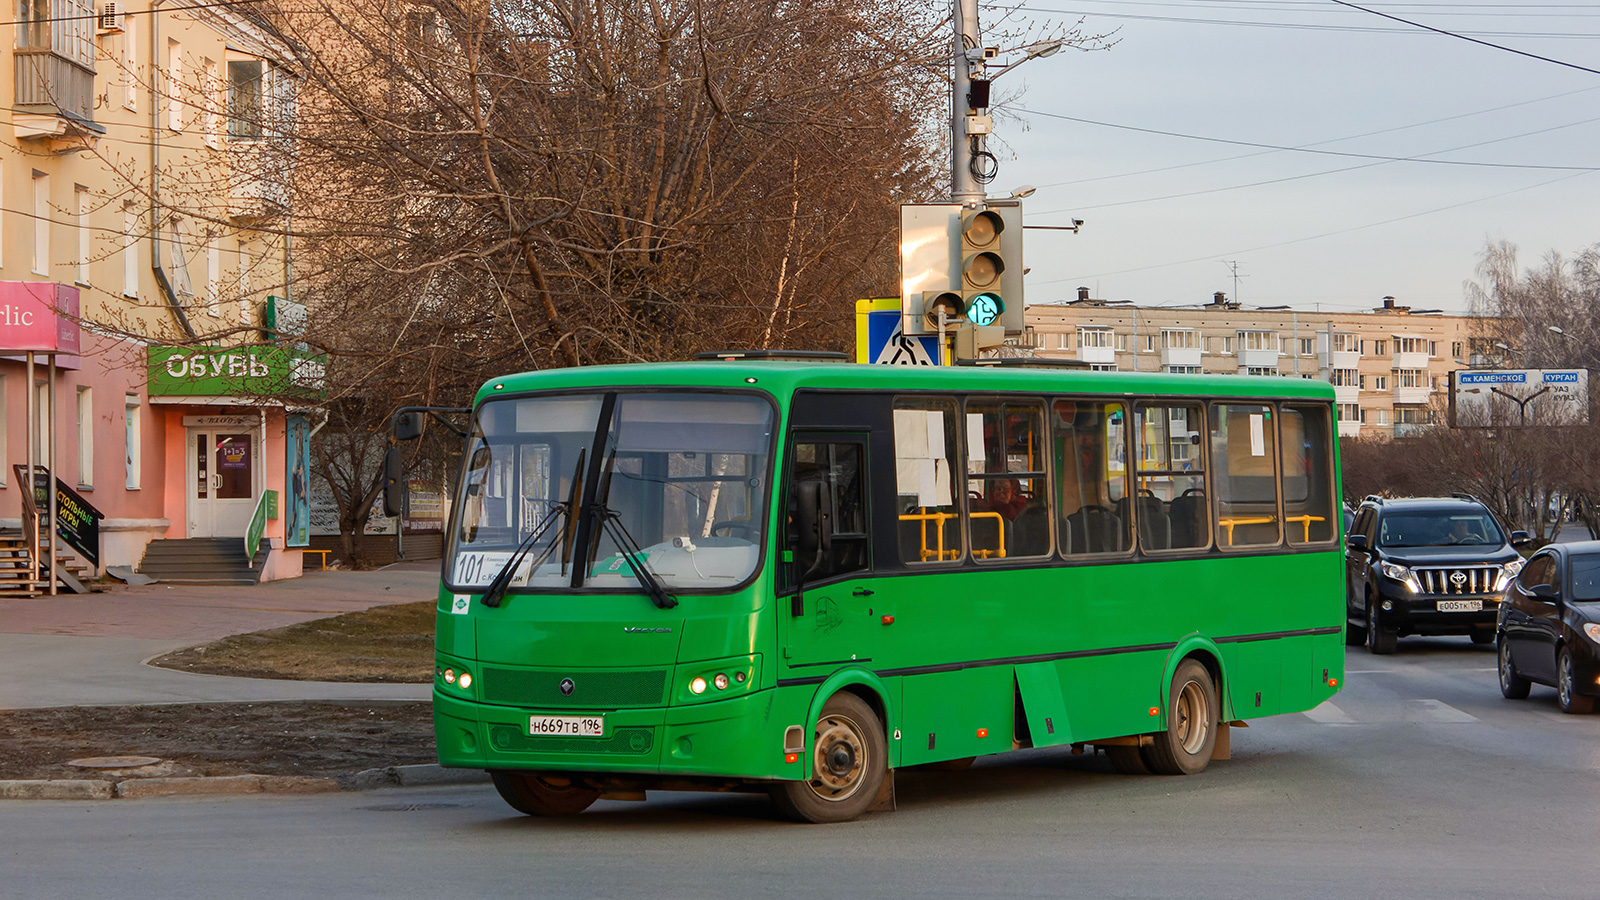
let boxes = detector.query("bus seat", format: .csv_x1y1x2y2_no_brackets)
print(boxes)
1063,507,1124,555
1169,489,1206,548
1012,504,1050,556
1136,494,1171,550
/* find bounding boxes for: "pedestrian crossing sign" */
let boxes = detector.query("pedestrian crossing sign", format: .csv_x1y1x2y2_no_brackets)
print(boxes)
855,298,943,366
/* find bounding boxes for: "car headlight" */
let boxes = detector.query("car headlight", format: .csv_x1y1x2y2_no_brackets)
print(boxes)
1583,623,1600,645
1495,558,1525,592
1380,561,1420,592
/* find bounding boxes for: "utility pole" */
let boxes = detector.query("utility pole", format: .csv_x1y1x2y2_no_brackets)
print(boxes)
1222,260,1246,304
951,0,984,206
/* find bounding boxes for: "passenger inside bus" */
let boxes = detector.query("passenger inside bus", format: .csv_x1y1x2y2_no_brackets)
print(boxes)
1054,400,1129,555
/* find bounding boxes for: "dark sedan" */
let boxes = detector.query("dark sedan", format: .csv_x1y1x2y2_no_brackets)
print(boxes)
1498,541,1600,714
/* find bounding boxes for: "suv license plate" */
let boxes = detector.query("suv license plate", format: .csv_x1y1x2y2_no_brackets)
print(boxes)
528,715,604,737
1436,600,1483,612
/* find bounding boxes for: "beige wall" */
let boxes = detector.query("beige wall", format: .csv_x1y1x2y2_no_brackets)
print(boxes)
1027,296,1486,440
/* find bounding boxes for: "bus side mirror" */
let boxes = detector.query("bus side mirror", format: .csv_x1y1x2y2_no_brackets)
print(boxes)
382,447,405,518
1346,534,1368,551
794,480,834,559
394,412,424,442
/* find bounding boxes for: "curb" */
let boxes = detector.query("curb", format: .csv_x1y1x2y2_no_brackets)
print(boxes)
0,765,485,801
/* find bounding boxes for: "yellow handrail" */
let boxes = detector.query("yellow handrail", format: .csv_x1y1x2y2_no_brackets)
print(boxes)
1285,514,1327,543
897,509,1007,560
1217,515,1275,546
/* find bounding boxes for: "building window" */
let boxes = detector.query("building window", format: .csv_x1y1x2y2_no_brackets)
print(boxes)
1144,335,1156,352
228,60,265,139
122,203,139,297
1245,366,1277,377
1396,337,1427,355
168,40,184,132
32,171,50,276
125,395,141,490
238,240,255,325
206,238,220,315
1373,375,1388,391
1395,406,1429,425
1056,332,1070,351
1300,338,1314,356
74,186,90,286
1161,329,1197,350
203,58,221,149
1238,330,1278,352
1330,369,1359,387
1089,364,1118,372
1374,409,1391,426
1079,328,1113,350
1374,340,1389,357
1331,333,1359,354
1452,341,1463,358
76,387,93,489
121,16,138,111
1337,403,1361,423
1114,332,1128,352
1428,341,1438,357
1166,365,1202,375
1395,368,1427,389
1221,336,1235,355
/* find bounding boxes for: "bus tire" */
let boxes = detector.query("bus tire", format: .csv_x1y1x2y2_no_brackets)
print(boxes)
770,692,886,823
1144,659,1219,776
1105,745,1151,775
490,772,599,817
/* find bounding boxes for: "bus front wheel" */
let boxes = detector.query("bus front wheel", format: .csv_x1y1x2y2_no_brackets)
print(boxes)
491,772,599,817
1144,659,1219,776
770,692,886,824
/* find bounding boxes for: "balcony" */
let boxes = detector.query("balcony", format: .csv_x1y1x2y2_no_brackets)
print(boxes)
1337,420,1362,438
1394,351,1429,369
13,50,102,146
1319,349,1360,370
1161,347,1202,367
1333,385,1360,404
228,141,291,222
1394,385,1430,405
1238,347,1279,368
1078,345,1116,365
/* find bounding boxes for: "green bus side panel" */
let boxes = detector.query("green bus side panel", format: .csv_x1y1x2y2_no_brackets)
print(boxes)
1278,635,1315,713
1055,651,1165,742
1222,640,1284,718
435,607,474,660
899,667,1015,766
1014,661,1074,747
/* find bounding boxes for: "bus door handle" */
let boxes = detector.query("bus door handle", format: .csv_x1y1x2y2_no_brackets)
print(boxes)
852,589,874,597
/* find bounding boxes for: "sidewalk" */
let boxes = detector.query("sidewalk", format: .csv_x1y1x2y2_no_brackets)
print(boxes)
0,561,440,710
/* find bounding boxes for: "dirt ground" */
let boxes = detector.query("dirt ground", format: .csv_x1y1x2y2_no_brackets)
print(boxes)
0,701,437,783
148,601,435,683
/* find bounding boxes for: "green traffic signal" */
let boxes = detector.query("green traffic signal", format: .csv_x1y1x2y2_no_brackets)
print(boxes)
967,292,1004,327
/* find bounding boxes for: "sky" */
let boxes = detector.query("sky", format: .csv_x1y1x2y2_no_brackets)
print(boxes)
980,0,1600,314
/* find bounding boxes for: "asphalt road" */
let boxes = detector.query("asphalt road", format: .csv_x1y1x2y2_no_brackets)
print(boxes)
5,639,1597,899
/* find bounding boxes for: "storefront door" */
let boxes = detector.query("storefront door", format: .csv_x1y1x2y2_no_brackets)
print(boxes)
187,429,257,537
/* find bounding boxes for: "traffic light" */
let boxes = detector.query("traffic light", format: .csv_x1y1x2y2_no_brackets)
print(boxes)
921,290,965,330
960,204,1024,333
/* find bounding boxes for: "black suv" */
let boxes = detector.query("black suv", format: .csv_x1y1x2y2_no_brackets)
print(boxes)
1346,495,1529,654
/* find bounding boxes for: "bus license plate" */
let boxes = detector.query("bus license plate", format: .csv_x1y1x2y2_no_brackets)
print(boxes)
529,715,604,737
1436,600,1482,612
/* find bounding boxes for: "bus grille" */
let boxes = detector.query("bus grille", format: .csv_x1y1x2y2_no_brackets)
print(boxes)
480,667,668,708
1414,566,1498,595
489,725,655,756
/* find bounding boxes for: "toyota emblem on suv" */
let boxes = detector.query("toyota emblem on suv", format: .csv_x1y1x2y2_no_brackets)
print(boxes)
1450,571,1467,587
559,678,575,696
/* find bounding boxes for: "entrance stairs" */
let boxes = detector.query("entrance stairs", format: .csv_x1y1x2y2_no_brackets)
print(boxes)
0,531,97,597
137,538,270,585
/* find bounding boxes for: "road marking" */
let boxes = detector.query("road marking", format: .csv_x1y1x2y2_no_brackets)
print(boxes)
1405,699,1480,724
1303,701,1356,724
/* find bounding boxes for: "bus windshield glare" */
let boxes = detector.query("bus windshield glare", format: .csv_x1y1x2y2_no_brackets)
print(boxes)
449,391,774,592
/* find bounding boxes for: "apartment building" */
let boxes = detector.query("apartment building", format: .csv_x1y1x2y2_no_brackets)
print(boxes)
0,2,306,577
1028,289,1484,439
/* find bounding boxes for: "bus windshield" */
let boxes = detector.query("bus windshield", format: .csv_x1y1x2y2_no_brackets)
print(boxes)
449,391,774,592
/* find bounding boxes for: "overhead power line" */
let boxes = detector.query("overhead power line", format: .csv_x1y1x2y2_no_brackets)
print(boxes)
1324,0,1600,73
1014,106,1600,171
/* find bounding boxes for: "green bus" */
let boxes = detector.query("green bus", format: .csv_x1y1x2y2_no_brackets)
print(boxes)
432,359,1344,822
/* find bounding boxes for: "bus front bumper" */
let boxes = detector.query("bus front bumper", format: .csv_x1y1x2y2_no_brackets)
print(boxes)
434,688,804,781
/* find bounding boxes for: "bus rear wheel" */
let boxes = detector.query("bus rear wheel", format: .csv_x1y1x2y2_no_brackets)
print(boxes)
491,772,599,817
770,692,886,824
1144,659,1219,776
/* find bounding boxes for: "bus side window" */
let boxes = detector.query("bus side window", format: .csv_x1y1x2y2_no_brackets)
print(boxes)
787,440,869,584
1053,399,1131,556
1133,403,1208,551
893,398,963,564
964,399,1050,560
1211,403,1282,548
1281,405,1335,545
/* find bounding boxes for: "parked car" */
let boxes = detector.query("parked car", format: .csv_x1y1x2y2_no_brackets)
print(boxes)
1497,541,1600,714
1346,495,1529,654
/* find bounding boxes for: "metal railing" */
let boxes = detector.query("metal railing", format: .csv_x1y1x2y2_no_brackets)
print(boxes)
14,50,95,121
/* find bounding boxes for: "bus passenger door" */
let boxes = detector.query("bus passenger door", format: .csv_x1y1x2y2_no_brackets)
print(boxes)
780,434,885,670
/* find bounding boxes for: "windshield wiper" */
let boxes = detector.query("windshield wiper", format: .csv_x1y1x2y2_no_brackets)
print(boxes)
589,450,677,610
481,450,585,608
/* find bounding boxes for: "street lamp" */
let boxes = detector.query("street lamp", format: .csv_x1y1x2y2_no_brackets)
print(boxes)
988,40,1065,81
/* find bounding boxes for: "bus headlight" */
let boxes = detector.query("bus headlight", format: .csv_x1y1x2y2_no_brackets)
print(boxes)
443,668,457,684
690,677,708,695
458,672,473,690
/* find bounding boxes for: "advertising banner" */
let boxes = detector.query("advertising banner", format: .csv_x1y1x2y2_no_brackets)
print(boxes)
14,465,102,567
286,415,311,547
